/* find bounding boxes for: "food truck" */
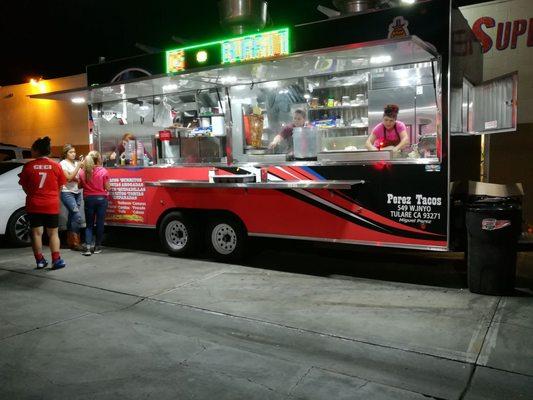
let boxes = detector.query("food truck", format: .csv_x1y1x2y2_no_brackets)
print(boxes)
34,0,518,283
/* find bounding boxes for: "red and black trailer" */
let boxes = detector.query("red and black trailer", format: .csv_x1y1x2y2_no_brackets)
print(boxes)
34,0,518,290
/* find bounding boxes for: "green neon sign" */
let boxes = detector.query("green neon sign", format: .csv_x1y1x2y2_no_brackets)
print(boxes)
166,28,290,73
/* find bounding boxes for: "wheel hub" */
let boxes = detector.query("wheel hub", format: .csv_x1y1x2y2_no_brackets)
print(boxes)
166,221,188,250
212,223,237,255
14,214,30,244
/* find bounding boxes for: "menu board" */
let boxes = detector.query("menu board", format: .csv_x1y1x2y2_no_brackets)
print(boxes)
221,29,289,64
165,28,290,73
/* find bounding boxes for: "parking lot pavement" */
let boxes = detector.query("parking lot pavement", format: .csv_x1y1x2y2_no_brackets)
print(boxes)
1,244,532,400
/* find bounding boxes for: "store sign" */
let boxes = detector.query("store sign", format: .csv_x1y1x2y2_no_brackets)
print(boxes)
386,193,443,229
472,16,533,53
462,0,533,124
166,28,290,74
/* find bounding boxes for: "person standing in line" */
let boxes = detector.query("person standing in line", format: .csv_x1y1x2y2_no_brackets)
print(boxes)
18,137,67,270
60,144,84,250
79,151,110,256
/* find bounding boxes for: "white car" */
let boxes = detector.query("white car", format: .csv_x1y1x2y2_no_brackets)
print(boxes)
0,143,32,161
0,159,84,246
0,160,31,245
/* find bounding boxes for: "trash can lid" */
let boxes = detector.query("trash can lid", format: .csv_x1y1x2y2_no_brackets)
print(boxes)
468,181,523,197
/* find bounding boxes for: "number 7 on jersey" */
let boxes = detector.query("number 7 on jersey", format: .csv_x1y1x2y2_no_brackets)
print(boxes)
38,172,48,189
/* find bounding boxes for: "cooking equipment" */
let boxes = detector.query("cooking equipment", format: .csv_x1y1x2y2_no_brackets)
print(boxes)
212,115,225,136
332,0,377,14
245,114,264,148
244,146,269,155
218,0,268,34
293,127,319,159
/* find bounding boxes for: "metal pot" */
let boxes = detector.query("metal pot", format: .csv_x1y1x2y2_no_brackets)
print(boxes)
292,127,319,159
332,0,377,14
218,0,268,34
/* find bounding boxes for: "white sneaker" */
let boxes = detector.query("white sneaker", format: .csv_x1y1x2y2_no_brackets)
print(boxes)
82,246,91,256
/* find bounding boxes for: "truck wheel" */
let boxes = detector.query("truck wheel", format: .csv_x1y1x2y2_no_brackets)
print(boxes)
206,217,246,262
159,212,197,257
6,208,31,247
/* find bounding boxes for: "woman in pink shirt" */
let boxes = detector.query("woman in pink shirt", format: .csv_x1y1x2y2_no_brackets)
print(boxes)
79,151,110,256
365,104,410,152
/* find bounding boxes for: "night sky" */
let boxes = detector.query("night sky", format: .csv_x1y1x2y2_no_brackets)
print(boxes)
0,0,326,85
0,0,481,86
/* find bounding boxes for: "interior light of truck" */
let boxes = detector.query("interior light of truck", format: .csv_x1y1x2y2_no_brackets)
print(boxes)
220,76,238,84
370,55,392,64
162,84,178,92
71,97,85,104
397,69,410,78
401,0,416,4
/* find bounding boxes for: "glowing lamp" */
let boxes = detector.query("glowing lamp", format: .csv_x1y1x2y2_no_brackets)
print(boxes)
196,50,208,63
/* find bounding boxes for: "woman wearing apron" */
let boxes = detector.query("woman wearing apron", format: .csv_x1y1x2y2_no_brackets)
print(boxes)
365,104,410,152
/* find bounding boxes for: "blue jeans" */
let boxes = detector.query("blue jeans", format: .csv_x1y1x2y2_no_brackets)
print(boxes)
60,191,82,234
84,196,108,247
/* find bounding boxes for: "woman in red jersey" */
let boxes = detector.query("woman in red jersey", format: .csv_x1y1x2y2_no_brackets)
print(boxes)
18,137,67,270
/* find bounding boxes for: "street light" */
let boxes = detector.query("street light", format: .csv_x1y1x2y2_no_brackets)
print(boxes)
29,77,46,91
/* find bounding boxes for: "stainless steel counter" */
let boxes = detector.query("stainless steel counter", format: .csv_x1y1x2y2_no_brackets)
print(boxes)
317,150,395,162
145,180,365,190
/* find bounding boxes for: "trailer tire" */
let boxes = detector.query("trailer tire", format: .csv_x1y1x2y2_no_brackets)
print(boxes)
159,211,197,257
206,216,246,262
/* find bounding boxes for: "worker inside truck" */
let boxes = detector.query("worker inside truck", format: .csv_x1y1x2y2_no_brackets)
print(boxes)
268,109,307,150
365,104,410,152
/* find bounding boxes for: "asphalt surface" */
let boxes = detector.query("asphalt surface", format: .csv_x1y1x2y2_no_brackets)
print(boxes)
1,228,532,399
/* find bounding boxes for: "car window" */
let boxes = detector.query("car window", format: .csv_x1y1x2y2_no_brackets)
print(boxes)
0,162,24,175
0,149,16,161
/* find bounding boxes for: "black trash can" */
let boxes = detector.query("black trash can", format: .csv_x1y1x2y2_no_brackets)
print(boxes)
466,198,521,295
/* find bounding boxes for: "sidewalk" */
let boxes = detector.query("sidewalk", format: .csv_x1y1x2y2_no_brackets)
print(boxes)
1,246,532,399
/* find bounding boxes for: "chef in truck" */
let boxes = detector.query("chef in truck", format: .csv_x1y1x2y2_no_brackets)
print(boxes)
365,104,410,152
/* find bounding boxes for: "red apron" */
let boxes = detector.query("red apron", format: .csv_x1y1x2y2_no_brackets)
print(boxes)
377,123,400,149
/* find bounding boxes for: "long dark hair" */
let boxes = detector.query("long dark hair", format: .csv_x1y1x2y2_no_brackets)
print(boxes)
31,137,51,157
383,104,399,119
62,143,74,160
